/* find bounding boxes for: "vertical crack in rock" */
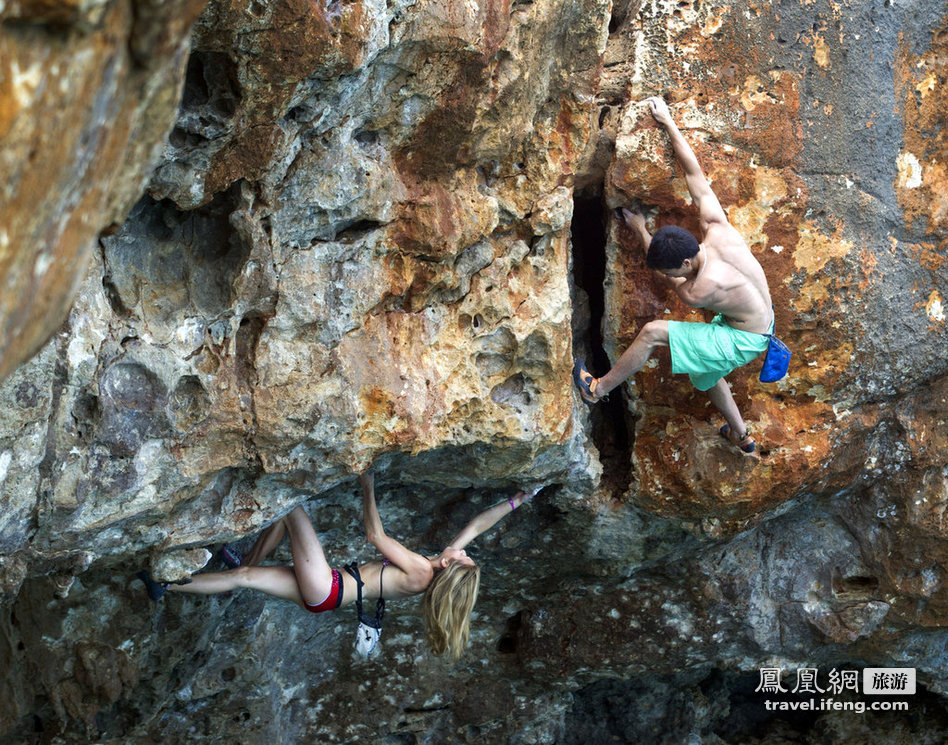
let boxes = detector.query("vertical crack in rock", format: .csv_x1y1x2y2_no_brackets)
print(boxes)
235,313,266,475
31,334,71,550
570,193,632,497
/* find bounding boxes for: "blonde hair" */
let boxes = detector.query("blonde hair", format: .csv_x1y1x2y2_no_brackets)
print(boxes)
422,561,481,661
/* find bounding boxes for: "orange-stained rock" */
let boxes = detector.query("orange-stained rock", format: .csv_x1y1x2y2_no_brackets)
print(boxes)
0,0,208,382
599,1,948,532
894,17,948,243
148,0,390,208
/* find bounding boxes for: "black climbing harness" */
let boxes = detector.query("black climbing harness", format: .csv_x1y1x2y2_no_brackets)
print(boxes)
343,563,386,656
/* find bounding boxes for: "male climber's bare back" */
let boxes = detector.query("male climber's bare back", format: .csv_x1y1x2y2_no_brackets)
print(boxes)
690,221,773,334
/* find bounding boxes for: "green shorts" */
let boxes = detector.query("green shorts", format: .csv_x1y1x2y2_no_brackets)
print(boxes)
667,314,770,391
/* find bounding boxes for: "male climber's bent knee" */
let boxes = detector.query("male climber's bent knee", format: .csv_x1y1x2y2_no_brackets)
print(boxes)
639,320,670,347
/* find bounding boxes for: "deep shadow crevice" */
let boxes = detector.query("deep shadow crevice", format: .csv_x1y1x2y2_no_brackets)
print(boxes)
571,193,633,498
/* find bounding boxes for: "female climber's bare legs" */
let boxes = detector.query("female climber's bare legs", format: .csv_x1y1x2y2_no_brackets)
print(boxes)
283,505,335,606
168,565,306,607
242,518,287,567
170,506,334,608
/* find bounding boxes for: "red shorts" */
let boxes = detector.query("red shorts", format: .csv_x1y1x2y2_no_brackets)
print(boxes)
304,568,343,613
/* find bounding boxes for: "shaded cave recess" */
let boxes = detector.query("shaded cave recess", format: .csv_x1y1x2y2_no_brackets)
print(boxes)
570,189,633,499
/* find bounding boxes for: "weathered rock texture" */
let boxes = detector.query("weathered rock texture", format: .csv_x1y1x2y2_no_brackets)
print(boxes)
0,0,608,576
0,0,209,382
1,0,948,742
602,0,948,530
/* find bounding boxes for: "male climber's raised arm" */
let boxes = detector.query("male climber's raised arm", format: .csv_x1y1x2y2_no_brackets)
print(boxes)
621,206,652,248
621,207,686,289
645,97,728,231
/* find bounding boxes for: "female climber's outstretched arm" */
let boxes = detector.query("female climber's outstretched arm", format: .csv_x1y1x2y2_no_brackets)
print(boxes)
448,488,537,551
360,471,431,588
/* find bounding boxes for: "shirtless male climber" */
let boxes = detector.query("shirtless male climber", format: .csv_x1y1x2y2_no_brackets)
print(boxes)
573,96,773,454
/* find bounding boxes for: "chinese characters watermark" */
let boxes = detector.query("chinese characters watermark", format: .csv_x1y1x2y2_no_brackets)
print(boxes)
754,667,914,714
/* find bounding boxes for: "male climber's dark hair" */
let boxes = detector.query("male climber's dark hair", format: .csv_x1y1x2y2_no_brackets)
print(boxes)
646,225,700,270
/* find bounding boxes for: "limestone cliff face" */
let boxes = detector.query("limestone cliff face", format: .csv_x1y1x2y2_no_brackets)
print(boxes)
1,0,948,742
0,0,208,382
603,0,948,529
0,0,607,576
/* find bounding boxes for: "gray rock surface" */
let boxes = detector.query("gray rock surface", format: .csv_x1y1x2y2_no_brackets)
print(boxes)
1,0,948,742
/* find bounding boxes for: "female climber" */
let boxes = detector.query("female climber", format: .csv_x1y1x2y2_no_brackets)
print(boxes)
141,471,537,660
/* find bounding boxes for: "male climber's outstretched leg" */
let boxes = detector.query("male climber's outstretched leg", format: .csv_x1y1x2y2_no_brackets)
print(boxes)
575,321,669,404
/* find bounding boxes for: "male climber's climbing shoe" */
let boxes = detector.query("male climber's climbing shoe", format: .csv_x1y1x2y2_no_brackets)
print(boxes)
137,570,168,602
720,424,756,454
572,360,601,406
